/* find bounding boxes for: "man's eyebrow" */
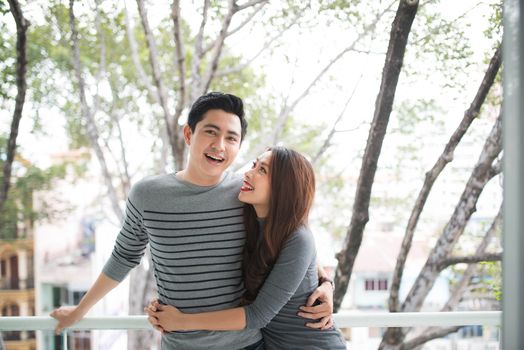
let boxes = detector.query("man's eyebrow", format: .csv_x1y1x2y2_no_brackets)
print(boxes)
202,123,240,137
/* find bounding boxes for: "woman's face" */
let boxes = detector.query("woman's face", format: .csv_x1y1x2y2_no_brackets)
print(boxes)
238,150,272,218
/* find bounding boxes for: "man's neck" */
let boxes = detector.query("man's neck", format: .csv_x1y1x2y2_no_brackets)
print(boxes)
176,168,225,187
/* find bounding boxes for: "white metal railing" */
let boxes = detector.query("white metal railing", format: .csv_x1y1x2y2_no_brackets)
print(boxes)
0,311,501,349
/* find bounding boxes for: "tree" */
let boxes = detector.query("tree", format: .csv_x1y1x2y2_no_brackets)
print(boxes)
333,0,420,311
379,44,502,349
0,0,30,228
322,0,503,347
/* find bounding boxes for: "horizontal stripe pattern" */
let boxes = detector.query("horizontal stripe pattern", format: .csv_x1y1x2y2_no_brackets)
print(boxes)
103,173,250,317
147,205,246,311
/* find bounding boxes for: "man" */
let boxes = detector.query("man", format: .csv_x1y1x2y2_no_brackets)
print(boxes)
51,92,334,349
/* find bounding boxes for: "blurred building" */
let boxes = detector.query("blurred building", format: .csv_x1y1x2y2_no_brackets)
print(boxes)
0,217,37,350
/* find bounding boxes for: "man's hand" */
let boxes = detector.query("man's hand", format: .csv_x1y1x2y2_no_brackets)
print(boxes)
145,298,186,332
50,306,84,334
298,282,334,330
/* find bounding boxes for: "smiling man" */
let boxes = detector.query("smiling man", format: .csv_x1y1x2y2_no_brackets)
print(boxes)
51,92,333,350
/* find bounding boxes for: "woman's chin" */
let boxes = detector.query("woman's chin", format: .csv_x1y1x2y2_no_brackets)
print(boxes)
238,192,254,205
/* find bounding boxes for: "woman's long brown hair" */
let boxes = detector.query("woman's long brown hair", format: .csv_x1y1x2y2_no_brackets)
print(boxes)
241,147,316,304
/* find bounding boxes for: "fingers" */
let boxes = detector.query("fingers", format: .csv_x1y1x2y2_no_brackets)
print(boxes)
321,317,334,330
305,316,332,330
50,308,66,335
148,316,160,326
305,290,321,307
298,303,331,318
147,316,165,333
144,307,155,317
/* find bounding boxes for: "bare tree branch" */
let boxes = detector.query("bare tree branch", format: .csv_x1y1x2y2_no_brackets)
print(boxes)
200,0,236,94
225,2,265,37
171,0,186,123
439,253,502,270
400,112,503,313
69,0,123,222
388,43,502,313
91,0,105,115
0,0,29,220
215,13,299,77
190,0,210,101
442,205,502,311
136,0,176,160
123,0,160,104
243,0,397,165
379,112,503,348
401,326,462,350
170,0,187,168
108,82,132,193
312,73,364,165
333,0,420,312
401,206,502,348
235,0,269,12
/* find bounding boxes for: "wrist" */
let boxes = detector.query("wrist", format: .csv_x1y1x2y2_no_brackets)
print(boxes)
319,276,335,291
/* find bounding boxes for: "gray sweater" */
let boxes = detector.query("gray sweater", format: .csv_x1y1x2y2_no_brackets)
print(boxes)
245,223,346,349
103,172,261,350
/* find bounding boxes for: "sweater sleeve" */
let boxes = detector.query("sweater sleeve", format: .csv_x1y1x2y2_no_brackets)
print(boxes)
102,184,149,282
244,227,316,329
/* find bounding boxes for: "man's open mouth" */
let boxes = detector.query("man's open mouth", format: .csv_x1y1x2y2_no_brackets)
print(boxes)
205,153,225,163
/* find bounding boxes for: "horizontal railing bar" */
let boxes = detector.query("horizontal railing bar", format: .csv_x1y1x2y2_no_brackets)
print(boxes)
0,311,501,331
333,311,501,327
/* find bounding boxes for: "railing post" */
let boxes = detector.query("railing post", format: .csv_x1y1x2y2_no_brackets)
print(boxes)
503,0,524,348
62,331,68,350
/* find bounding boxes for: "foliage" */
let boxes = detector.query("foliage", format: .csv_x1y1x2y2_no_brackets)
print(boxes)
0,148,73,240
480,261,502,301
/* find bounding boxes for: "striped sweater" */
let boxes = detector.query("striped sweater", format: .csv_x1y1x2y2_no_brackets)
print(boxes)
103,172,261,350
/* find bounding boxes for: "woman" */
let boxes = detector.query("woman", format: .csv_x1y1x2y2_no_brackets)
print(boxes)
146,147,346,349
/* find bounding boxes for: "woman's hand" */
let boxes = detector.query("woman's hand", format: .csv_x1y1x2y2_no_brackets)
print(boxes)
50,306,85,334
145,298,186,332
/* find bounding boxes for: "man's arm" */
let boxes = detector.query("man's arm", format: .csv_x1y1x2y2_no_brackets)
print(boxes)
297,260,335,330
146,300,246,332
50,272,120,333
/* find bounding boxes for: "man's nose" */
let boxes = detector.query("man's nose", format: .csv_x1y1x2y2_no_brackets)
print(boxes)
213,137,226,150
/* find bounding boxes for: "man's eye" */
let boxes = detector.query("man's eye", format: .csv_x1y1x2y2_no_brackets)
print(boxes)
205,130,216,135
228,137,238,142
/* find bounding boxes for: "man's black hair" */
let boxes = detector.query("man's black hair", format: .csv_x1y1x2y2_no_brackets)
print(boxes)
187,92,248,141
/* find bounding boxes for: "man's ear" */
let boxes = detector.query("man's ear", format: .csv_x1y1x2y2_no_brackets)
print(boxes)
183,124,192,146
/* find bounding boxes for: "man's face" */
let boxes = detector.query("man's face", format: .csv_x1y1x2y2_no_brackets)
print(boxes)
184,109,242,185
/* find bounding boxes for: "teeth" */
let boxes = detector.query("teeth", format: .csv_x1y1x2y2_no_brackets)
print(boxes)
206,154,224,161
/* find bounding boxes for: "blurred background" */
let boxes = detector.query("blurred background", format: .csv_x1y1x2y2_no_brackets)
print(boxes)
0,0,502,349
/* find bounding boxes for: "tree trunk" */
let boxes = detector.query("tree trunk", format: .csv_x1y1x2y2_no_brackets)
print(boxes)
333,0,419,312
388,44,502,314
402,207,502,348
128,251,159,349
0,0,29,226
69,0,123,223
380,112,503,349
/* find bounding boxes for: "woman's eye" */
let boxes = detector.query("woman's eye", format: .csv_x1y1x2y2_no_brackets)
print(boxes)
251,161,257,169
259,168,266,174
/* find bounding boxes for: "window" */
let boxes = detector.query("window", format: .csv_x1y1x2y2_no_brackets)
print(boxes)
364,278,389,291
